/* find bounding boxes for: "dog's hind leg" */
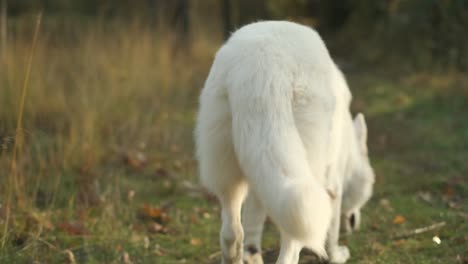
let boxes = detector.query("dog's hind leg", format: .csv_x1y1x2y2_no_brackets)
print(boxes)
242,192,266,264
276,232,302,264
219,182,248,264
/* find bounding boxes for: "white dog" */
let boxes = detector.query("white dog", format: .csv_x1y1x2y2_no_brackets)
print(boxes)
195,21,375,264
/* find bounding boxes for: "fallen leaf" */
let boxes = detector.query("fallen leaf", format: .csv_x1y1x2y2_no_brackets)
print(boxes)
127,190,135,202
123,151,147,170
138,204,170,223
203,212,211,219
379,198,394,212
393,239,405,246
147,222,168,234
155,168,169,178
58,221,89,236
444,186,455,198
393,215,406,225
190,238,202,246
418,191,433,204
190,214,198,224
115,244,122,252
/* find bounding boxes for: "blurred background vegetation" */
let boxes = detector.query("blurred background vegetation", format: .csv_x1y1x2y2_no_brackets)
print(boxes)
0,1,467,263
3,0,468,70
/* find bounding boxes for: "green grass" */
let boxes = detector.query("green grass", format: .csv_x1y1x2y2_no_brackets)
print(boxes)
1,17,467,263
344,72,468,264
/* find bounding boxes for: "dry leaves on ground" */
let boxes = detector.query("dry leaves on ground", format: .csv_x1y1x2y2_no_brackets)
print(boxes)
393,215,406,225
58,220,89,236
137,204,170,234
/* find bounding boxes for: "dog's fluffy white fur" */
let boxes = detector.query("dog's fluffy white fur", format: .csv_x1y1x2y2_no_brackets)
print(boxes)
195,21,375,264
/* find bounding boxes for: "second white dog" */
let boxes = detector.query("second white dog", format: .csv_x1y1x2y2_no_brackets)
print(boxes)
195,21,375,264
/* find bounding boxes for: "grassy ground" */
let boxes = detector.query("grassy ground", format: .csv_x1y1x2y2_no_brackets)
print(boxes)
1,17,467,263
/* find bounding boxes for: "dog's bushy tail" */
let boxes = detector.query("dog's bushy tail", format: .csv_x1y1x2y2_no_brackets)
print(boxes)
228,66,332,258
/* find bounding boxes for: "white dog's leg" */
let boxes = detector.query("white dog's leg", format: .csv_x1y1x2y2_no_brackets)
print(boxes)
276,232,302,264
326,185,350,264
220,187,246,264
242,192,266,264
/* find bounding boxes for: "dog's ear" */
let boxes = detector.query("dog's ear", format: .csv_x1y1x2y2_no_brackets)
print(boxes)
353,113,368,153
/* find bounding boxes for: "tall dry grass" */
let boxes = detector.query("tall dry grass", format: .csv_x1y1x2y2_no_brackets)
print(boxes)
0,15,219,251
2,11,42,248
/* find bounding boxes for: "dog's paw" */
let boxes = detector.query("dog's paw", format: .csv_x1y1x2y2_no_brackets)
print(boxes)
329,246,350,264
243,245,263,264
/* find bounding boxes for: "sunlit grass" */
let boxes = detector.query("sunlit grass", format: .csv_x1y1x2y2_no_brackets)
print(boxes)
0,16,218,263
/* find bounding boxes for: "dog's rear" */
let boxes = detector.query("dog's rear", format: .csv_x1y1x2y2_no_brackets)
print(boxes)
195,21,336,263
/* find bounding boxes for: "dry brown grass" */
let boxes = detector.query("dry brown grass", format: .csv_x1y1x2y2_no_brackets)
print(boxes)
0,16,219,261
2,11,42,249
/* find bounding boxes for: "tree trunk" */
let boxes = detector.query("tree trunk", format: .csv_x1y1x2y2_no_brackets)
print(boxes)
174,0,189,40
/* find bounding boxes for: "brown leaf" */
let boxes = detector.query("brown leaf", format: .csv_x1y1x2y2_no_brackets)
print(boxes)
147,222,168,234
190,238,202,246
127,190,135,202
123,151,147,170
155,168,169,178
444,186,455,198
190,214,198,224
418,192,433,204
115,244,122,252
370,223,380,231
138,204,171,234
138,204,170,223
379,198,394,212
202,212,211,219
393,239,405,247
58,221,89,236
393,215,406,225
